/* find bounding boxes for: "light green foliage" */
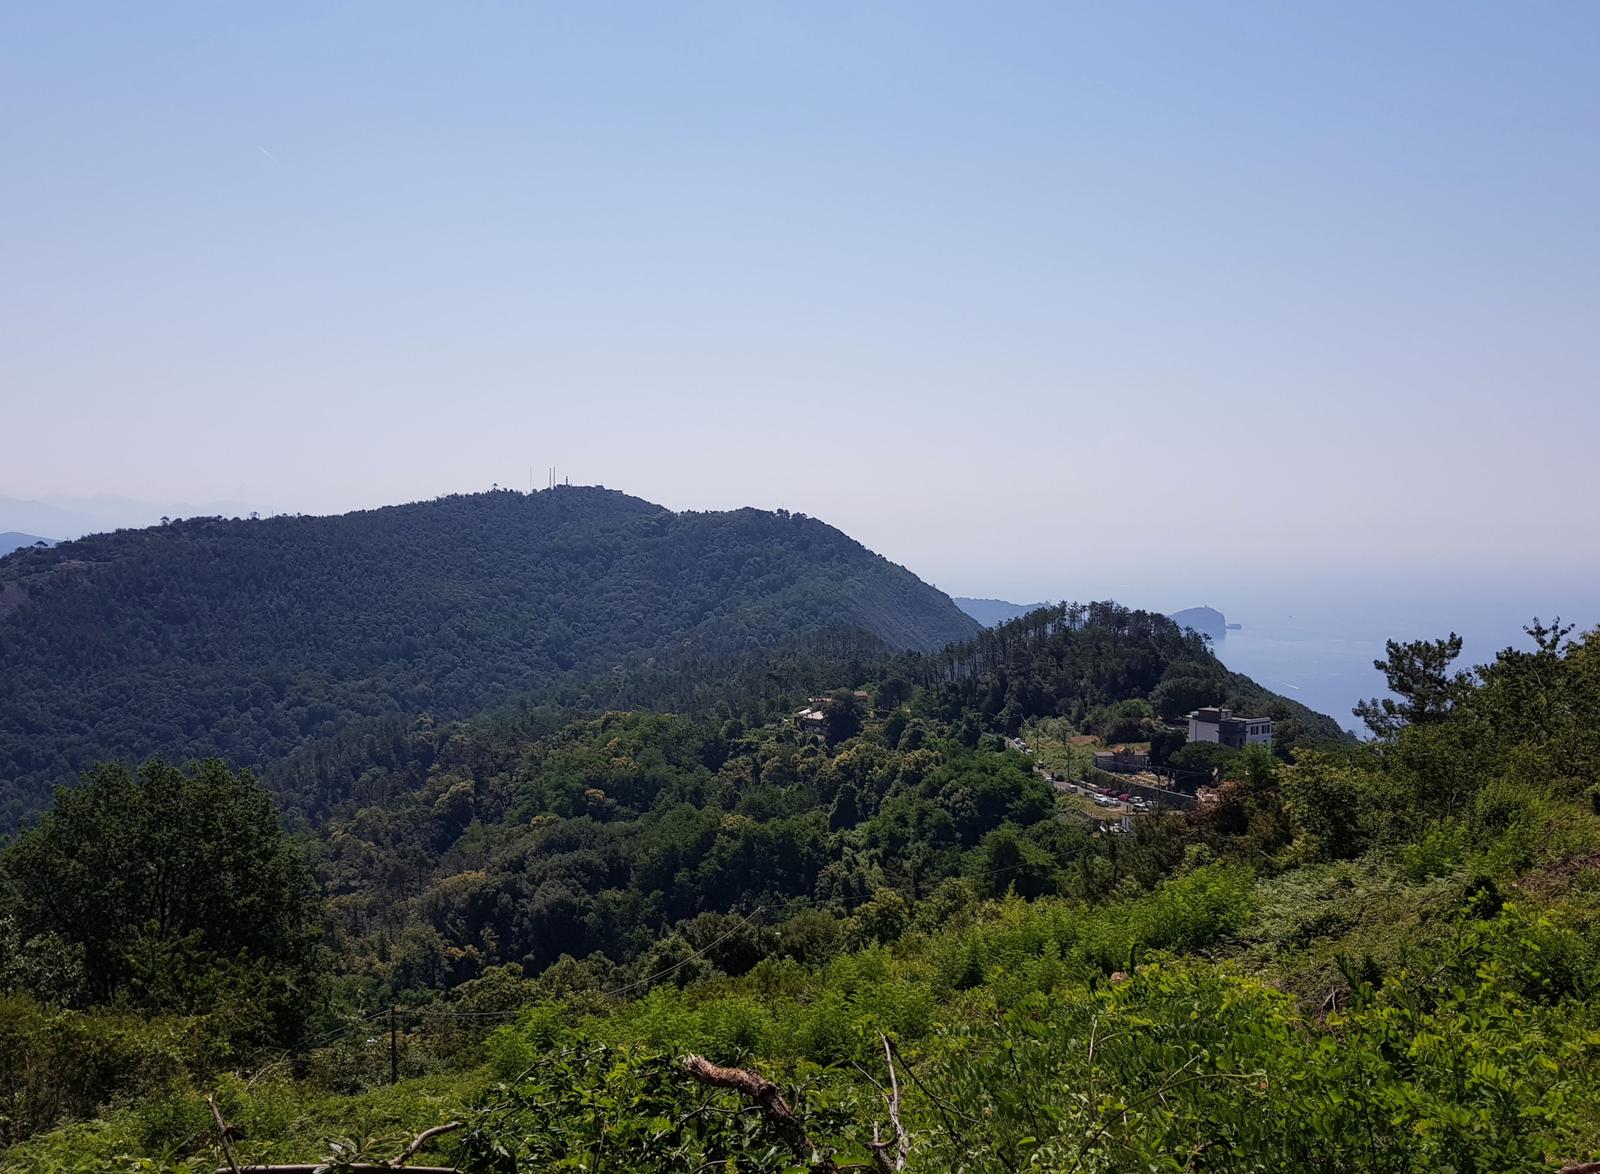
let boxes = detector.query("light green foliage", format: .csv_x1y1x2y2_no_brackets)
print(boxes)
455,1044,866,1172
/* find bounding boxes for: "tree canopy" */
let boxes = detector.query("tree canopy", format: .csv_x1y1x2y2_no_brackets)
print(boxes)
0,488,979,824
1,758,315,1009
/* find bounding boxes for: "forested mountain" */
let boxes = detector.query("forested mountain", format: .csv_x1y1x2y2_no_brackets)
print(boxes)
0,487,979,824
262,600,1339,820
921,601,1346,745
208,602,1345,993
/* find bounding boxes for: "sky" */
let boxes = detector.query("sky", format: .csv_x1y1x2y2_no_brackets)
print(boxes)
3,1,1598,614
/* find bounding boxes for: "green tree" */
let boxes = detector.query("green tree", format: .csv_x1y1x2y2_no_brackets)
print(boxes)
1148,726,1187,768
1231,743,1279,792
1,759,316,1008
1168,741,1236,784
1281,752,1369,860
970,824,1058,899
822,690,864,747
1354,633,1468,738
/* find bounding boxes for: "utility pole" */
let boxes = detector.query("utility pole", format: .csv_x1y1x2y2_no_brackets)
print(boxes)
389,1004,398,1086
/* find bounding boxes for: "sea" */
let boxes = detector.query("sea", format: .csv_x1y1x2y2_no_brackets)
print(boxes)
1198,579,1597,736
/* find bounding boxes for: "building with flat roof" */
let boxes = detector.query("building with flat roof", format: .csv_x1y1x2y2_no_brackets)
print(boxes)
1185,707,1273,749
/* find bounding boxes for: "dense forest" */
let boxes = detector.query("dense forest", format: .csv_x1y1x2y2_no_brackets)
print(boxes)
4,596,1598,1170
0,487,979,825
260,601,1339,822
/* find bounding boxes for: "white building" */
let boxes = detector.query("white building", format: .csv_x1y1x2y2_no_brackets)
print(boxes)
1185,707,1273,749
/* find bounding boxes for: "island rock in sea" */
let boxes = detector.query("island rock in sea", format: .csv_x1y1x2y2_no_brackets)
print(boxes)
1169,605,1228,641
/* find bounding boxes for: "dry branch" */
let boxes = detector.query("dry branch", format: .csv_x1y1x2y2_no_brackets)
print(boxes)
681,1054,840,1171
866,1034,909,1173
390,1121,463,1167
207,1095,242,1174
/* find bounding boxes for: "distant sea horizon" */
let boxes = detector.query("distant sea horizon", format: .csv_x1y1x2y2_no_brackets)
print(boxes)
961,579,1599,737
1203,583,1597,736
1207,613,1389,736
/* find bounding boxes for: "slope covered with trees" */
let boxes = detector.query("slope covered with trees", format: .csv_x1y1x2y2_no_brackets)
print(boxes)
0,487,979,824
919,601,1345,746
2,611,1598,1170
0,534,53,557
256,600,1339,821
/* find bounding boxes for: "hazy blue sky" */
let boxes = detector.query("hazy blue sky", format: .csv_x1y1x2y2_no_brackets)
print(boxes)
4,2,1597,607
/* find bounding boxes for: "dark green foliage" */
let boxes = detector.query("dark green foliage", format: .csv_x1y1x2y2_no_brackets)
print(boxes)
1148,725,1187,766
0,488,979,824
1168,739,1237,780
1354,632,1470,738
0,759,316,1013
254,606,1339,997
305,710,1079,988
819,690,864,747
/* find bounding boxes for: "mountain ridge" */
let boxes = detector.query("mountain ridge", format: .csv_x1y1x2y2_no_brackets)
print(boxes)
0,486,979,822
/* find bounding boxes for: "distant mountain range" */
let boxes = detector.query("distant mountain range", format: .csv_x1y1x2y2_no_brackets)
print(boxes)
953,596,1050,627
0,487,980,822
0,533,54,556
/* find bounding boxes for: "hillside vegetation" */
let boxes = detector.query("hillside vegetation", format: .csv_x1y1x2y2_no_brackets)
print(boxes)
258,600,1339,822
9,605,1596,1170
0,487,979,824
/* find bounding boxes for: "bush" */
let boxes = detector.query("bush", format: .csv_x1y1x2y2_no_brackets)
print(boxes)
1400,820,1469,881
0,996,202,1149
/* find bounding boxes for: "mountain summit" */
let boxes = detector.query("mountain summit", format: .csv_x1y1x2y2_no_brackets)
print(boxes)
0,487,978,821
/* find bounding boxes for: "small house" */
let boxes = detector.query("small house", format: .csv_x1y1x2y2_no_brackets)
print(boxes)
1092,746,1151,774
795,706,829,733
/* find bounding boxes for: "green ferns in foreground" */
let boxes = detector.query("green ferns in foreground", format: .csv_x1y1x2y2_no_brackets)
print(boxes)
7,850,1600,1172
